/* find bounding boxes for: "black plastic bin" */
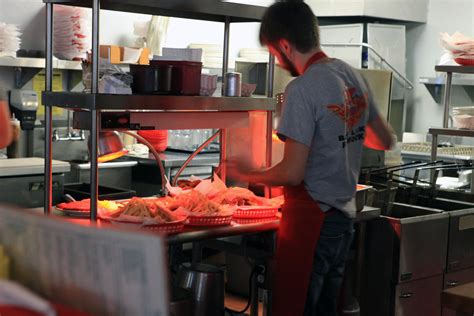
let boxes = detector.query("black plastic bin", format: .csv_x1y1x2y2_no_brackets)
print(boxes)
64,183,135,201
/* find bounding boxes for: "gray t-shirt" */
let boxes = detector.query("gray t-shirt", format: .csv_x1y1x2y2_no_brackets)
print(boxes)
277,58,379,218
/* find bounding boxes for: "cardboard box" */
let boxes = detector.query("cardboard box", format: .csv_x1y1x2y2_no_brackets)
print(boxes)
99,45,150,65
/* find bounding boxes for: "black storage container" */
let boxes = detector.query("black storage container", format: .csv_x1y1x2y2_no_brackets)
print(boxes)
130,64,173,94
150,60,202,95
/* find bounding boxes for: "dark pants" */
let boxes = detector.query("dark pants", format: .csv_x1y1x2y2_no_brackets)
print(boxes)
304,210,354,316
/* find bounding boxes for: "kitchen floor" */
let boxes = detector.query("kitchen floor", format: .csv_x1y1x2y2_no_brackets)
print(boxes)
225,292,263,316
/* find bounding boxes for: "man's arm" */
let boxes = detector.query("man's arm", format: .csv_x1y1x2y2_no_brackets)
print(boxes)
232,138,310,186
364,115,395,150
0,100,12,149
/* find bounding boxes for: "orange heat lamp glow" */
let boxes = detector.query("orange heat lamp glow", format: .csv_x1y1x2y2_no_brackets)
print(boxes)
98,149,128,163
272,131,284,143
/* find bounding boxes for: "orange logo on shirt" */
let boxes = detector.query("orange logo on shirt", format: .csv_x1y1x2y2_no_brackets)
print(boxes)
326,87,368,129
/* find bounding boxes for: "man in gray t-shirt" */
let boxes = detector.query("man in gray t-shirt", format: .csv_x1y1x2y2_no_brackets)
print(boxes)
229,2,394,316
278,58,379,218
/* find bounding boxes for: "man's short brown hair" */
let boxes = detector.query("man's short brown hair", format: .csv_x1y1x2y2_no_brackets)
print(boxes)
259,2,320,53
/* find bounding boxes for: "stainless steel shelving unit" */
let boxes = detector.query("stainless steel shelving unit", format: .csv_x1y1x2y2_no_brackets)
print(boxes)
42,92,275,111
0,57,81,70
429,66,474,163
43,0,267,22
42,0,276,221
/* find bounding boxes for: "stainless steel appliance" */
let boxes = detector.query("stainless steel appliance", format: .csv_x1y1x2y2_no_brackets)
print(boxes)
8,90,39,157
410,196,474,272
442,267,474,316
361,202,449,316
0,158,70,208
176,263,225,316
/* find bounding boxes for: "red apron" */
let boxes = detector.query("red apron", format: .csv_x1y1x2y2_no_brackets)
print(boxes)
271,51,329,316
271,184,325,316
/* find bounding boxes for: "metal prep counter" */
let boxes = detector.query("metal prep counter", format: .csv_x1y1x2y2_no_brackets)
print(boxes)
27,205,379,316
0,158,70,208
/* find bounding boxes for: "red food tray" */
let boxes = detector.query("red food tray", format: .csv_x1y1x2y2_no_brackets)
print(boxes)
101,215,185,234
141,221,185,234
233,216,279,225
186,214,233,226
455,57,474,66
233,206,279,219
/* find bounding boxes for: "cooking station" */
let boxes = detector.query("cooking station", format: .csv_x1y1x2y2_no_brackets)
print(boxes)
0,0,468,315
45,205,380,316
356,158,474,316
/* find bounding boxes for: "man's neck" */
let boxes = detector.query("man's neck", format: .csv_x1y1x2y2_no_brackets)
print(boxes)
295,48,324,75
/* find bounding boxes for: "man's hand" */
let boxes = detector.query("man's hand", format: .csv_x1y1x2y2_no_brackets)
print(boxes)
224,137,310,187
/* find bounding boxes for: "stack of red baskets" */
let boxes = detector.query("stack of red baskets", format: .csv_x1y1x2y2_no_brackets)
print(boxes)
137,130,168,152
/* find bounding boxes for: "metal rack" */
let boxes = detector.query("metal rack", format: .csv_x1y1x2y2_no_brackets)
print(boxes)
429,66,474,191
43,0,276,220
429,66,474,164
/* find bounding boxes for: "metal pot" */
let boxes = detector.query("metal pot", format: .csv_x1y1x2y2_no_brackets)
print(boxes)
170,287,193,316
176,263,224,316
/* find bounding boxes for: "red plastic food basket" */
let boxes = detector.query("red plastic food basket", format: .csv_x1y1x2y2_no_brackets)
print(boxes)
101,215,185,234
233,206,279,219
233,217,279,225
186,214,233,226
141,220,185,234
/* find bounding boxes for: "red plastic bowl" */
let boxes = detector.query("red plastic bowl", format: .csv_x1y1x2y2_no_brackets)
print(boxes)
137,130,168,152
454,57,474,66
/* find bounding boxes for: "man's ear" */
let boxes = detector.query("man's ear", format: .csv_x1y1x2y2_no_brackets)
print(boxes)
279,38,292,55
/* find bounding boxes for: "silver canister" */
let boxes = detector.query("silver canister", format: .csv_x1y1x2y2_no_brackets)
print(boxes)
224,72,241,97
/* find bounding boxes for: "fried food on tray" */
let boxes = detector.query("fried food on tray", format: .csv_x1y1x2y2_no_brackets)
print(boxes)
166,190,227,216
154,202,179,223
108,197,183,223
177,179,202,190
113,197,154,218
211,187,268,206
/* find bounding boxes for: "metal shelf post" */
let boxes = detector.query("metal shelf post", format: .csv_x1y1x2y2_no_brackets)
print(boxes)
219,16,231,183
442,72,453,128
44,3,54,215
89,0,100,221
429,66,474,186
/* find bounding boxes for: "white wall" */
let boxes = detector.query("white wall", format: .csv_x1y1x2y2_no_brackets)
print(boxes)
405,0,474,133
5,0,473,136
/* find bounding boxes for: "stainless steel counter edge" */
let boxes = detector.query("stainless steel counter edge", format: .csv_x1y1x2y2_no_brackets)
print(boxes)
0,158,70,177
167,219,280,244
27,206,380,245
70,160,138,170
168,206,380,244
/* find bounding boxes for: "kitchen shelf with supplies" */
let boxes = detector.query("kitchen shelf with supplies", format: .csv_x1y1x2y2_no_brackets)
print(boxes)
42,91,275,111
43,0,276,225
0,56,82,89
428,66,474,164
42,0,267,22
419,76,474,103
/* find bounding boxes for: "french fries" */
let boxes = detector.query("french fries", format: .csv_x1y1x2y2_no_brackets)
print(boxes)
113,197,154,218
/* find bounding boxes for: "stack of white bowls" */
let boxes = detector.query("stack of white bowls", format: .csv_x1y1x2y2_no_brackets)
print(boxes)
453,106,474,129
188,43,235,69
53,5,91,60
238,47,269,62
0,23,21,57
